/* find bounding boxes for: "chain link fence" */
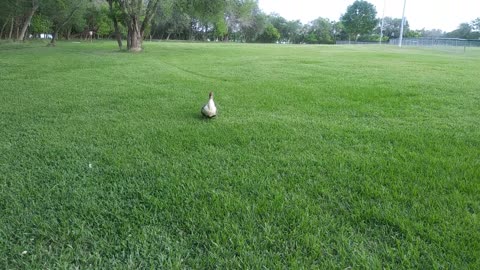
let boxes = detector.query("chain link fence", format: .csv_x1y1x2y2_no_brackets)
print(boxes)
389,38,480,47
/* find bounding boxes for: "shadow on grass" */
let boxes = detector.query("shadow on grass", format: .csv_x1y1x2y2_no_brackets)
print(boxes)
190,112,217,122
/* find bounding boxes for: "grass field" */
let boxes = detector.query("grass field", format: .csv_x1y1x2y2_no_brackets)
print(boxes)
1,40,479,268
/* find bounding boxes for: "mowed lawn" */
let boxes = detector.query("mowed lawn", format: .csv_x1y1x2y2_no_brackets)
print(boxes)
1,41,479,268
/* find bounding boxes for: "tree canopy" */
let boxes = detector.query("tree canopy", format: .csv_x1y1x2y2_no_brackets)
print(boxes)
341,0,378,41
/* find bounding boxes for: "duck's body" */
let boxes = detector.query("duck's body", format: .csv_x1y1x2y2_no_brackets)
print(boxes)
201,92,217,118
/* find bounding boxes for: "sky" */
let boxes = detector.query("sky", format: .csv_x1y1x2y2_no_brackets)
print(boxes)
258,0,480,32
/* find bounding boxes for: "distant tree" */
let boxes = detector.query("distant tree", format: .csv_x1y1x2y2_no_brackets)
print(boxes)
94,6,114,38
18,0,40,40
41,0,88,46
241,9,266,42
406,29,421,38
446,23,473,39
152,0,191,40
284,20,302,43
267,13,287,41
304,17,334,44
224,0,258,42
417,28,444,38
340,0,378,42
0,0,39,40
106,0,122,49
30,14,51,37
375,17,408,40
214,16,228,40
332,21,347,41
471,17,480,32
257,23,279,43
192,0,225,40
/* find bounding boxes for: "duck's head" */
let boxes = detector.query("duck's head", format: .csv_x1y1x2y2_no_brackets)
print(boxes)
209,92,214,99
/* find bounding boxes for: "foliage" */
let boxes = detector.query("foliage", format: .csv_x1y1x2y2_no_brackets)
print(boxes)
416,28,444,38
267,13,287,41
284,20,302,43
472,17,480,32
445,23,479,39
40,0,88,41
96,9,114,37
240,10,266,42
341,0,378,41
376,17,409,39
214,17,228,40
31,14,52,34
305,17,334,44
256,23,279,43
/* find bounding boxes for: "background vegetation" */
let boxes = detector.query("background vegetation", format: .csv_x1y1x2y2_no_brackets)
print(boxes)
1,0,479,47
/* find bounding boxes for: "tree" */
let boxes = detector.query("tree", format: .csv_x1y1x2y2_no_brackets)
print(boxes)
305,17,334,44
374,16,422,40
375,17,408,40
18,0,39,40
85,5,113,38
41,0,88,46
340,0,377,42
106,0,123,49
30,14,51,37
256,22,279,43
0,0,15,39
446,23,472,39
240,9,266,42
0,0,39,40
118,0,159,52
268,13,287,41
417,28,444,38
284,20,302,43
152,0,191,40
213,17,227,40
332,21,347,42
223,0,258,42
470,17,480,32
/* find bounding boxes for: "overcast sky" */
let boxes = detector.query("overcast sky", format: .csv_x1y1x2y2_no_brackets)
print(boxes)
258,0,480,32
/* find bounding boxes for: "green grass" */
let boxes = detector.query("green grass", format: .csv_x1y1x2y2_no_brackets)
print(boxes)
1,40,479,268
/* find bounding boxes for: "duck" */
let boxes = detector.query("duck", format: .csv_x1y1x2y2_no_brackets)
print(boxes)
201,91,217,118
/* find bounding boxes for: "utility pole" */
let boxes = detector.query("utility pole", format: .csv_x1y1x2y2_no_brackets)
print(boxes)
399,0,407,47
379,0,386,44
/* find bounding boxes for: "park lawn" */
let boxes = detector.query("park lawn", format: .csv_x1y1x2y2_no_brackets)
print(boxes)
0,40,479,268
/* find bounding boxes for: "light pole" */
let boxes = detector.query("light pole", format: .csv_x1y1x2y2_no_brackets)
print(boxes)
379,0,386,44
399,0,407,47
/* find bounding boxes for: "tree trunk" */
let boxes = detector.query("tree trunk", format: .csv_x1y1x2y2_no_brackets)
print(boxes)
107,0,122,50
8,17,14,39
127,17,142,52
204,24,208,41
18,1,39,41
124,14,142,52
48,31,58,46
66,26,71,40
119,0,159,52
15,17,20,40
0,18,9,39
112,18,122,49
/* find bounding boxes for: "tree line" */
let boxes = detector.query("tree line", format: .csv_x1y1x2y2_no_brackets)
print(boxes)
1,0,479,51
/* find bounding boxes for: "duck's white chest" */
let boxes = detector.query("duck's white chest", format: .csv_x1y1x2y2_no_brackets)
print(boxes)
202,99,217,117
